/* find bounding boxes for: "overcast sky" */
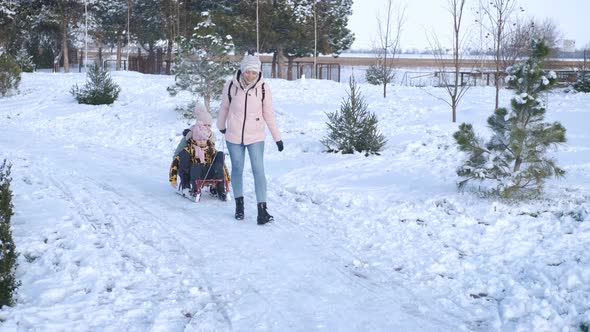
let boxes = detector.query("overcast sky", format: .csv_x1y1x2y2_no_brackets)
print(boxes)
348,0,590,51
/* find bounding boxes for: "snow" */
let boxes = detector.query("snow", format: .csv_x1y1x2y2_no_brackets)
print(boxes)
0,71,589,331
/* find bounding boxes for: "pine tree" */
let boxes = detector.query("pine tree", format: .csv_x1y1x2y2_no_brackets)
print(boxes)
70,63,121,105
322,77,387,155
365,57,395,87
453,40,566,198
0,159,20,307
574,72,590,93
167,12,235,114
0,53,21,97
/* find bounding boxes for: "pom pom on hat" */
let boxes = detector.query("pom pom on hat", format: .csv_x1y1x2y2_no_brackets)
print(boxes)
240,55,261,73
194,103,212,125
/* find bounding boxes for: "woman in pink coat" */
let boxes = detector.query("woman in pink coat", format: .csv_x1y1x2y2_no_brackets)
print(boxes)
217,55,283,225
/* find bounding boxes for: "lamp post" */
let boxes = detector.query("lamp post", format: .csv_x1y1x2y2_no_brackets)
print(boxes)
313,0,317,79
256,0,260,54
127,0,131,70
84,0,88,70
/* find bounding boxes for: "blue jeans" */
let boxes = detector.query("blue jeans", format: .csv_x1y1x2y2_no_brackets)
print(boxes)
226,141,266,203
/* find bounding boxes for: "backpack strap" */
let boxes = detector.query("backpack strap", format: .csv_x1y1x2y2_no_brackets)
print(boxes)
227,81,233,104
228,81,265,103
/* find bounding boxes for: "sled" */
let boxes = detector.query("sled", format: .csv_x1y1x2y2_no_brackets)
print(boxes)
176,177,230,202
194,178,230,202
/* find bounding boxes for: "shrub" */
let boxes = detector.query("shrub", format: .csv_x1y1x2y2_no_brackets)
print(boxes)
573,72,590,93
0,53,21,97
322,77,387,155
70,63,121,105
365,58,395,86
0,159,20,307
15,48,35,73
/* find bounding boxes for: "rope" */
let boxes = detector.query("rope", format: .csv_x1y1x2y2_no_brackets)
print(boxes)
199,135,226,191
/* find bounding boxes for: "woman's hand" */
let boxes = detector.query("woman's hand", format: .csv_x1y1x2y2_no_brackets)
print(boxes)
276,140,284,152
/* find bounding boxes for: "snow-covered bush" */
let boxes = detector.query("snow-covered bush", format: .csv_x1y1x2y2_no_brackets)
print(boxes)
322,77,387,155
0,159,20,307
573,72,590,93
454,40,566,198
70,64,121,105
0,53,21,97
15,48,35,73
167,12,235,116
365,58,394,87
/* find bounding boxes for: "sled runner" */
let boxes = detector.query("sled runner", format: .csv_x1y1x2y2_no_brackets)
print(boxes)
176,177,230,202
194,178,230,202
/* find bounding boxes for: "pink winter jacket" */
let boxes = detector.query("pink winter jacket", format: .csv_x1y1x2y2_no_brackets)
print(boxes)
216,71,282,145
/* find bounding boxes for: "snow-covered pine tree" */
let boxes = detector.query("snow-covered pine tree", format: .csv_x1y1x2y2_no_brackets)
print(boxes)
167,12,235,116
322,77,386,155
0,53,21,97
453,40,566,198
365,57,395,87
574,72,590,93
0,159,20,307
70,63,121,105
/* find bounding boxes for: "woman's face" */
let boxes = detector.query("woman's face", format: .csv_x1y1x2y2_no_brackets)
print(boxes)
243,70,258,84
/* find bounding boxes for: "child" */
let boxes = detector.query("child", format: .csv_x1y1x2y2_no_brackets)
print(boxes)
169,104,229,200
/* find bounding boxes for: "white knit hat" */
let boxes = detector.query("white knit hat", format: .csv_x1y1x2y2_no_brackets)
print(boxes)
240,55,261,73
194,103,212,125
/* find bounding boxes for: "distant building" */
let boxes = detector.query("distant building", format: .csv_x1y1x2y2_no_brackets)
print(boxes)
562,40,576,53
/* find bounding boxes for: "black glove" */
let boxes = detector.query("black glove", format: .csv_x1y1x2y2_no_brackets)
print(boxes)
276,140,284,152
220,128,226,134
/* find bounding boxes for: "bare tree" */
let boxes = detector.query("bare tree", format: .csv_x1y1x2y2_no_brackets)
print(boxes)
427,0,472,123
478,0,518,110
366,0,406,98
502,16,562,69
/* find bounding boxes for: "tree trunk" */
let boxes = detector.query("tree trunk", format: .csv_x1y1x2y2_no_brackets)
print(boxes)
495,19,502,110
287,57,295,80
166,38,173,75
116,31,122,71
277,47,285,79
383,50,388,98
204,96,211,113
62,20,69,73
98,47,103,68
271,52,277,78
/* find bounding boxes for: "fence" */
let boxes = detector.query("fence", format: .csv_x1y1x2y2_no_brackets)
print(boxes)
261,61,341,82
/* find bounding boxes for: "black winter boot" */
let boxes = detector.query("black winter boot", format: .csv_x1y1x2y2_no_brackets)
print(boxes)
235,197,244,220
257,202,274,225
217,182,227,201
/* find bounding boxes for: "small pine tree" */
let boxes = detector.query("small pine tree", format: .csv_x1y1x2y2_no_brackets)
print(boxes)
453,40,566,198
0,53,21,97
574,72,590,93
322,77,387,155
167,12,235,115
70,63,121,105
15,48,35,73
0,159,20,307
365,58,395,87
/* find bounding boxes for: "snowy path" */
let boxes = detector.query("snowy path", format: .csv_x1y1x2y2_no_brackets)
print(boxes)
0,128,461,331
3,72,589,331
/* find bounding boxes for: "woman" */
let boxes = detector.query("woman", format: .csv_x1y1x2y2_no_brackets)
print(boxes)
217,55,283,225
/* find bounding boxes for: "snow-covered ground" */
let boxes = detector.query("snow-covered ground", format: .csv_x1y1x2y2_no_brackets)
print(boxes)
0,71,589,331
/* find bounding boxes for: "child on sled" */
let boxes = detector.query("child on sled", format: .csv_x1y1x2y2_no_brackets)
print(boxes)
169,104,229,201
